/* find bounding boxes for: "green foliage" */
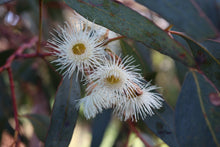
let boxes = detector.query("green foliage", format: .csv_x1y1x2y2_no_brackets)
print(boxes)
176,32,220,90
202,40,220,60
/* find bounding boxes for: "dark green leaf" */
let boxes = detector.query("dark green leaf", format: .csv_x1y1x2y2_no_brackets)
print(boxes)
91,109,112,147
134,42,153,72
175,71,220,146
143,102,178,147
201,40,220,61
45,73,81,147
175,62,189,85
25,114,50,142
64,0,195,67
175,32,220,90
194,0,220,29
136,0,218,40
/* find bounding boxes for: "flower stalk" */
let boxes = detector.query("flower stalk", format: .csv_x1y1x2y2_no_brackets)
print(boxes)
7,67,20,147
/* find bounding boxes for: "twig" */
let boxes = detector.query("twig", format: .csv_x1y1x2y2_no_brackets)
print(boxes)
103,36,125,46
127,120,151,147
123,130,131,147
0,37,38,73
7,67,20,147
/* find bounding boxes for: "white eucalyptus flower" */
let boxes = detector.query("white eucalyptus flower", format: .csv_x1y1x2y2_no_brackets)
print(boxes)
85,55,143,108
78,89,108,119
114,82,163,122
47,20,105,78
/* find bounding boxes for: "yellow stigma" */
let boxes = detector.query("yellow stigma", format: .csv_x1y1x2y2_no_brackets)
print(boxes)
72,43,86,55
106,75,120,84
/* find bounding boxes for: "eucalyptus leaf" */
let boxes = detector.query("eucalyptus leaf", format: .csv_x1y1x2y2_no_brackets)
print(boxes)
194,0,220,29
143,101,179,147
175,71,220,146
91,109,112,147
45,73,81,147
174,32,220,90
201,40,220,61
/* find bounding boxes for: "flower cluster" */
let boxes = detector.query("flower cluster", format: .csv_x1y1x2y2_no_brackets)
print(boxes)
48,19,163,122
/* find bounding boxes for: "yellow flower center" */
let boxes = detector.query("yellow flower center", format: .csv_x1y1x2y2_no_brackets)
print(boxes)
106,75,120,84
72,43,86,55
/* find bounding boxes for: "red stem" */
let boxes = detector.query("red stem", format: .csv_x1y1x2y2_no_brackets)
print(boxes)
127,121,152,147
123,130,131,147
103,36,125,46
0,37,38,73
7,67,20,147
